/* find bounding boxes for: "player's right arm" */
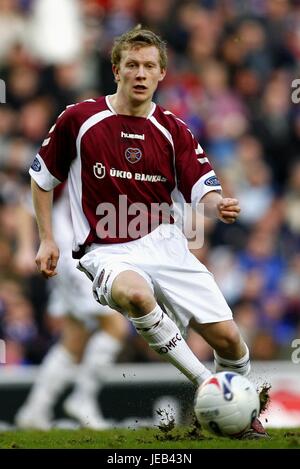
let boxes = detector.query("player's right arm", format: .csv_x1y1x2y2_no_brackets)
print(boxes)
29,105,78,277
31,179,59,278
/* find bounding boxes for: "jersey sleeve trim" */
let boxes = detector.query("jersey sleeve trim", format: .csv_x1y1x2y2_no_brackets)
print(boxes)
75,109,114,154
149,115,177,185
29,154,62,191
191,170,222,208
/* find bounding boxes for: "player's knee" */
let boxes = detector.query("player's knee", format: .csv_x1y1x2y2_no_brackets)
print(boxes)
127,288,155,313
216,328,242,355
112,281,155,313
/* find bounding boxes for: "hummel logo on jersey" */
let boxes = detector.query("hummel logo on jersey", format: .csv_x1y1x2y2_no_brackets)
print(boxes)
121,131,145,140
93,162,106,179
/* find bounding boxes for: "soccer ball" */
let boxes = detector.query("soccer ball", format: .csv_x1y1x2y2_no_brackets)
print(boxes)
194,372,260,437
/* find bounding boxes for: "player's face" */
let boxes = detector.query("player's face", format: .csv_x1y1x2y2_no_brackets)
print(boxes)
113,45,166,106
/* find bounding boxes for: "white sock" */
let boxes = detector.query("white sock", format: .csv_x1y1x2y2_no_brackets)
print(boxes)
71,331,122,399
214,344,251,376
131,305,211,385
23,344,76,413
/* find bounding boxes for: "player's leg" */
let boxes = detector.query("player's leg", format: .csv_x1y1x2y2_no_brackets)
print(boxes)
15,315,88,429
78,236,211,384
151,235,267,438
111,270,211,385
60,314,90,360
144,226,250,376
63,311,128,429
190,319,251,375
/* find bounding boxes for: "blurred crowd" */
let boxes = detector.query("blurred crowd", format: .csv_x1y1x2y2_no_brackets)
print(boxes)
0,0,300,366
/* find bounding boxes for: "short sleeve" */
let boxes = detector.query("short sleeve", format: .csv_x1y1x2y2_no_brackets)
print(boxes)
29,107,77,191
174,123,222,208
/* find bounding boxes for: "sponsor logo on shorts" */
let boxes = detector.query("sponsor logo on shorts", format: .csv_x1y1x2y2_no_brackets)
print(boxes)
158,333,182,354
204,175,220,187
31,157,41,172
125,147,142,164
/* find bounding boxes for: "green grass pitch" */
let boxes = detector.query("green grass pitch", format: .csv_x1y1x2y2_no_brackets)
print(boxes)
0,427,300,449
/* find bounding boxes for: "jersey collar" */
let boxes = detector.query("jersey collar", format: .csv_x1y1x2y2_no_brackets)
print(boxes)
105,95,156,119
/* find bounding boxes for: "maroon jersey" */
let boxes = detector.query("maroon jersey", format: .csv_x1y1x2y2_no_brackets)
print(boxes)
29,96,221,257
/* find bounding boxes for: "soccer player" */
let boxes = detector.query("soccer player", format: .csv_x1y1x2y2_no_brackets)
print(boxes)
28,26,266,438
14,184,128,429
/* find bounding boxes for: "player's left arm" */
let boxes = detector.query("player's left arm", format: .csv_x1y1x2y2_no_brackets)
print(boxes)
200,191,241,224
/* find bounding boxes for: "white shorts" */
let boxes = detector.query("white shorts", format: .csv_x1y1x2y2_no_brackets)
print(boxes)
47,253,115,323
78,224,233,333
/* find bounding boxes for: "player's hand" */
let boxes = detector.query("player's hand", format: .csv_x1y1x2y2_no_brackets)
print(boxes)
35,239,60,278
217,198,240,224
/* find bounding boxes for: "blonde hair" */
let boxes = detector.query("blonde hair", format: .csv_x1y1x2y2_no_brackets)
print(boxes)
111,25,167,70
